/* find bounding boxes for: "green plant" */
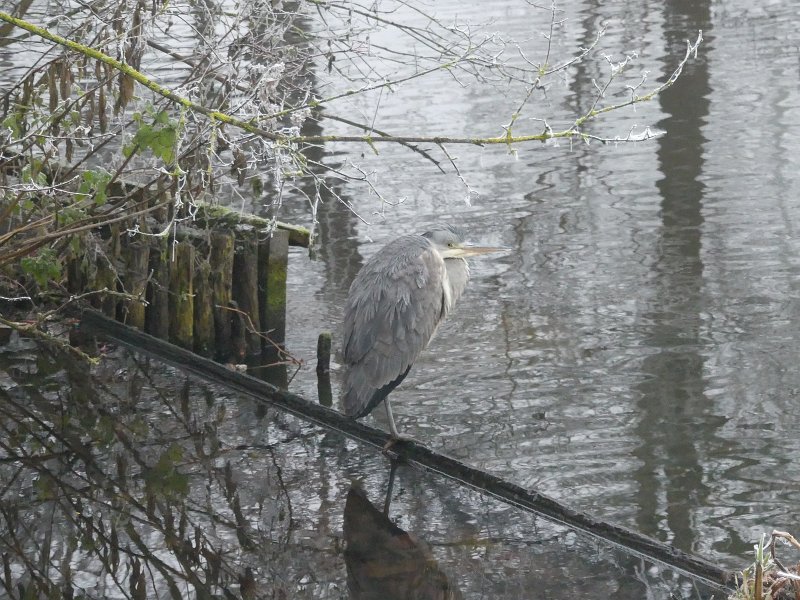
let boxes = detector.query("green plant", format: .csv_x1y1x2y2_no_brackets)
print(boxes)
20,246,61,288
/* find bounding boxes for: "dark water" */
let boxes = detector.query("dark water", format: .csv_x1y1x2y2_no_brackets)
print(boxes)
3,0,800,595
0,338,721,598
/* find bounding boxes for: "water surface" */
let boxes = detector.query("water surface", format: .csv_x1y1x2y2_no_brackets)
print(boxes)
3,0,800,582
0,337,720,598
277,0,800,570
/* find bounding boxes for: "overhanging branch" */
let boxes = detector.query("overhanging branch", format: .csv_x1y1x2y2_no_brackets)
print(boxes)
0,11,702,148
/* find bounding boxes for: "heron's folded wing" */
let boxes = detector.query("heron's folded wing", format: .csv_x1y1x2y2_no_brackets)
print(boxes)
342,237,446,413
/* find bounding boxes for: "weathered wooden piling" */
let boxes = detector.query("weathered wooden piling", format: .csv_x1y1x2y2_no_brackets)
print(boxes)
147,224,292,366
193,260,214,357
145,235,170,340
3,148,307,373
92,254,116,316
168,240,194,349
316,332,331,376
92,224,120,317
259,229,289,349
229,300,247,362
232,229,261,357
81,219,295,369
120,216,150,329
209,231,234,361
66,236,87,295
316,332,333,406
317,372,333,407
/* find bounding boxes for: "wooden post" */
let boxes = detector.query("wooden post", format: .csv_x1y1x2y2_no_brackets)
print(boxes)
229,300,247,362
92,254,116,317
91,224,120,317
232,229,261,356
145,236,170,339
168,241,194,349
120,217,150,329
316,332,331,376
317,332,333,407
65,235,87,295
210,231,234,361
193,260,214,357
259,229,289,349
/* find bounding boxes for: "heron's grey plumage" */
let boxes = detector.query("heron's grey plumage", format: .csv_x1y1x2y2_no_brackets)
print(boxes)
341,225,470,423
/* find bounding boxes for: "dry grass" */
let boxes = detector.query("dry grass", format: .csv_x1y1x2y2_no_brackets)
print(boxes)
730,531,800,600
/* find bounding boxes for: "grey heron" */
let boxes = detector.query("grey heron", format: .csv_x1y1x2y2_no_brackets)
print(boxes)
341,224,504,438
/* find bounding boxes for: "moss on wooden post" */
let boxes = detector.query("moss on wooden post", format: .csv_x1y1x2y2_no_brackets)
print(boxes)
193,259,214,357
232,229,261,356
210,231,234,361
168,241,194,349
259,229,289,349
197,205,310,247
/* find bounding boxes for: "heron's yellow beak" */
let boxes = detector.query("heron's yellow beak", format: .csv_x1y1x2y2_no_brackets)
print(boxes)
441,245,509,259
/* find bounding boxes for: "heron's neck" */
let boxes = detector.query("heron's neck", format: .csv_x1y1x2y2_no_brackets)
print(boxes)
443,257,470,313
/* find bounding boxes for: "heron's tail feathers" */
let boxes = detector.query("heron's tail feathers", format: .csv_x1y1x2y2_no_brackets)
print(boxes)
341,366,377,418
341,365,412,419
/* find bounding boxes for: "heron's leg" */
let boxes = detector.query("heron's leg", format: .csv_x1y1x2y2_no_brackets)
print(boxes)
383,459,399,515
384,398,401,438
382,399,412,455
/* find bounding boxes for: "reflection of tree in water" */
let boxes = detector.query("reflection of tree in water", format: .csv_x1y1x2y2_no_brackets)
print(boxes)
0,336,729,598
0,341,325,598
633,0,726,555
344,484,462,600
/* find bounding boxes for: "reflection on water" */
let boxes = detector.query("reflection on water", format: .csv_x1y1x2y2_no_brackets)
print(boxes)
344,484,462,600
632,0,714,554
0,338,723,598
0,342,285,597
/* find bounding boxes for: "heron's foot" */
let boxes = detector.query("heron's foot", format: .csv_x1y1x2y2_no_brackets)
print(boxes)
382,434,414,457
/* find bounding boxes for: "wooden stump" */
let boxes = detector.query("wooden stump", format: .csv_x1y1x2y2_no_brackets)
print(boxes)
259,229,289,350
316,332,331,376
66,235,87,295
92,224,120,317
145,236,170,339
193,260,214,357
120,217,150,329
232,229,261,357
316,332,333,406
168,241,194,349
210,231,234,361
